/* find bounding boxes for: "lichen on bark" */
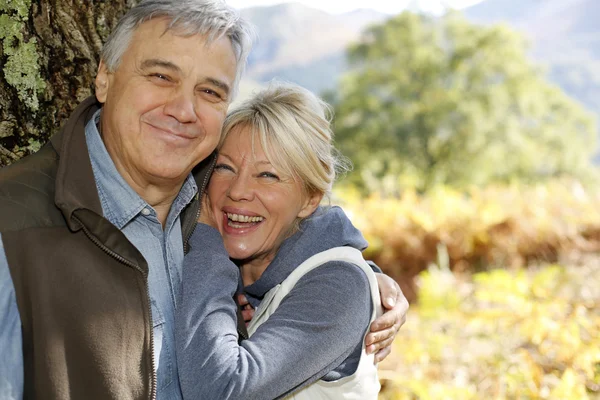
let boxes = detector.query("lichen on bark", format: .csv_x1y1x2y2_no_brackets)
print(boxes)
0,0,133,167
0,0,46,111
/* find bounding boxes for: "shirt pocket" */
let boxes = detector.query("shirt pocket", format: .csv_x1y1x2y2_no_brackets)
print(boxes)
151,299,173,390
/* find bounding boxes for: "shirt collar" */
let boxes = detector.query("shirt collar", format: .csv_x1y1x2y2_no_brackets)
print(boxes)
85,110,198,229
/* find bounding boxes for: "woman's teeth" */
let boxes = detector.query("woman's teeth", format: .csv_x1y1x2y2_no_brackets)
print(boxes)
226,213,264,223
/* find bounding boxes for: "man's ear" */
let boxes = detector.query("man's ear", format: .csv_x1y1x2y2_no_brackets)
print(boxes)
297,191,323,219
95,60,111,103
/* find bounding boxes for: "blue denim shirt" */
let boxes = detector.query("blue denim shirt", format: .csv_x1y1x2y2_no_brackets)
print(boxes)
0,111,197,399
0,236,23,400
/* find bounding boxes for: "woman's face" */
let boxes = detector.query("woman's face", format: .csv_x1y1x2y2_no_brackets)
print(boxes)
207,126,320,266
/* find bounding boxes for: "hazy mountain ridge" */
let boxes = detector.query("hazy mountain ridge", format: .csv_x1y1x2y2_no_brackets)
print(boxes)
239,2,388,93
465,0,599,42
239,0,600,157
464,0,600,70
464,0,600,157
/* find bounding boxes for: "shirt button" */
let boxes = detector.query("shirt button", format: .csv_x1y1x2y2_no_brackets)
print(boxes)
141,208,151,216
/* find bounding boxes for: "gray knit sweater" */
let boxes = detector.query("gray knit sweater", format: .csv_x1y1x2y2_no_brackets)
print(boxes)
176,206,372,400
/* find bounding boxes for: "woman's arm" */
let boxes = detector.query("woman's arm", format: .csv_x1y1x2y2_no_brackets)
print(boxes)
176,224,371,400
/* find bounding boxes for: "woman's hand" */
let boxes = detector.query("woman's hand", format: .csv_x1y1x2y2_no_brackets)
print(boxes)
365,275,409,363
198,193,218,229
237,293,255,326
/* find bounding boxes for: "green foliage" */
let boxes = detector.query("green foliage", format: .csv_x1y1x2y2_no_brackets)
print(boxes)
338,179,600,267
335,179,600,397
0,0,45,111
333,11,597,193
334,179,600,305
378,261,600,399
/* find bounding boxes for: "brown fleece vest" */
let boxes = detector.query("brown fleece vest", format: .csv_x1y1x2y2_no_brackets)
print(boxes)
0,97,223,399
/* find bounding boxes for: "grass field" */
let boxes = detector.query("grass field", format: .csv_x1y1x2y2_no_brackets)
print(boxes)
377,258,600,399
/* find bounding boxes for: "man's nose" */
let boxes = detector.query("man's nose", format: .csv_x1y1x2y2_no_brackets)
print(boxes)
164,89,197,124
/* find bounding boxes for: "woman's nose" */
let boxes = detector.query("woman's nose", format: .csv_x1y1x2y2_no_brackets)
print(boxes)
227,175,255,202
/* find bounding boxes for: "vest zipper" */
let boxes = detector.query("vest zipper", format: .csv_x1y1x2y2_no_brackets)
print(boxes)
237,288,249,341
183,155,217,253
238,325,249,340
74,217,157,400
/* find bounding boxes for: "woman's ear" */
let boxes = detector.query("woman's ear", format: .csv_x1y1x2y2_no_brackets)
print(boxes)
95,60,111,103
297,191,323,219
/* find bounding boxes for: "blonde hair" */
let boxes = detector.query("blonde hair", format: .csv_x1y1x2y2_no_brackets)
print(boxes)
220,82,350,199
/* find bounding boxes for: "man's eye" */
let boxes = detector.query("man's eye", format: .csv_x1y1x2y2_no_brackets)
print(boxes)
202,89,222,99
150,73,170,81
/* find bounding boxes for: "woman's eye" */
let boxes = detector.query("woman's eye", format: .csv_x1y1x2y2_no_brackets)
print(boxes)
214,163,235,173
258,171,280,180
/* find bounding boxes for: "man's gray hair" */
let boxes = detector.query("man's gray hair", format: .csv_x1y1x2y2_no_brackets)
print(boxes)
101,0,254,98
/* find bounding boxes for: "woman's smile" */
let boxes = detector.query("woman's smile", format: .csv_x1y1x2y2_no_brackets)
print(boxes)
220,208,265,235
208,126,317,265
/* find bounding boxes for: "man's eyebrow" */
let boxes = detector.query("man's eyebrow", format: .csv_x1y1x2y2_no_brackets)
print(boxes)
204,77,231,97
140,59,231,96
140,59,181,73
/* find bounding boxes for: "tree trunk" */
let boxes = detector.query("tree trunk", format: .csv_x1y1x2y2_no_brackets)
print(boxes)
0,0,137,167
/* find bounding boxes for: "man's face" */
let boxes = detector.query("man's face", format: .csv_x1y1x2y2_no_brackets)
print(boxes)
95,18,237,188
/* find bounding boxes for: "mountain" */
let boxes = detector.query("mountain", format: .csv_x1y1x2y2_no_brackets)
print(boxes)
464,0,600,86
465,0,600,46
464,0,600,158
237,1,600,160
238,3,388,97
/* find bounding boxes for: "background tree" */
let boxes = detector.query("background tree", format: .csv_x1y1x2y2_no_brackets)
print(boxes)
0,0,134,167
332,11,597,193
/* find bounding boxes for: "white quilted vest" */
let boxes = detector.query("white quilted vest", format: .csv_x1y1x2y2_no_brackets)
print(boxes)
246,246,382,400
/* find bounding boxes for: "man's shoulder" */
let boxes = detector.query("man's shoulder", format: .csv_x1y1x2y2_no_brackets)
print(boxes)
0,143,64,232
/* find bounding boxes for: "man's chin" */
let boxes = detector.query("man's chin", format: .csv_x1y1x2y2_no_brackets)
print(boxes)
142,159,196,184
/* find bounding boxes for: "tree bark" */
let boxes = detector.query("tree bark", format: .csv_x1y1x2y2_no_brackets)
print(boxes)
0,0,137,167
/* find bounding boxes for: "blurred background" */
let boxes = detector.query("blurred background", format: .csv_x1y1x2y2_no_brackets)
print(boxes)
0,0,599,398
228,0,600,398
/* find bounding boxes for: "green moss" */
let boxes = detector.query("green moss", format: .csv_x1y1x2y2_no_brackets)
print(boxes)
26,137,41,153
0,0,30,19
95,14,111,42
0,0,45,112
0,14,23,44
3,38,45,110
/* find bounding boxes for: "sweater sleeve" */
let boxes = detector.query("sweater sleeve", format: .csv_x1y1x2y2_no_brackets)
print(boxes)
176,224,372,400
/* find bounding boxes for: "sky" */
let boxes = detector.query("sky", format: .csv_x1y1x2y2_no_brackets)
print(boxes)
227,0,484,15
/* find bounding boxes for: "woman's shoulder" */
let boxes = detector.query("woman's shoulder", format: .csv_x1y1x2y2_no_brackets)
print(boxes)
290,258,373,312
286,246,373,281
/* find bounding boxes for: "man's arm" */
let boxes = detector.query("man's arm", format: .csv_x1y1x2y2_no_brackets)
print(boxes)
367,273,409,362
0,234,24,399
